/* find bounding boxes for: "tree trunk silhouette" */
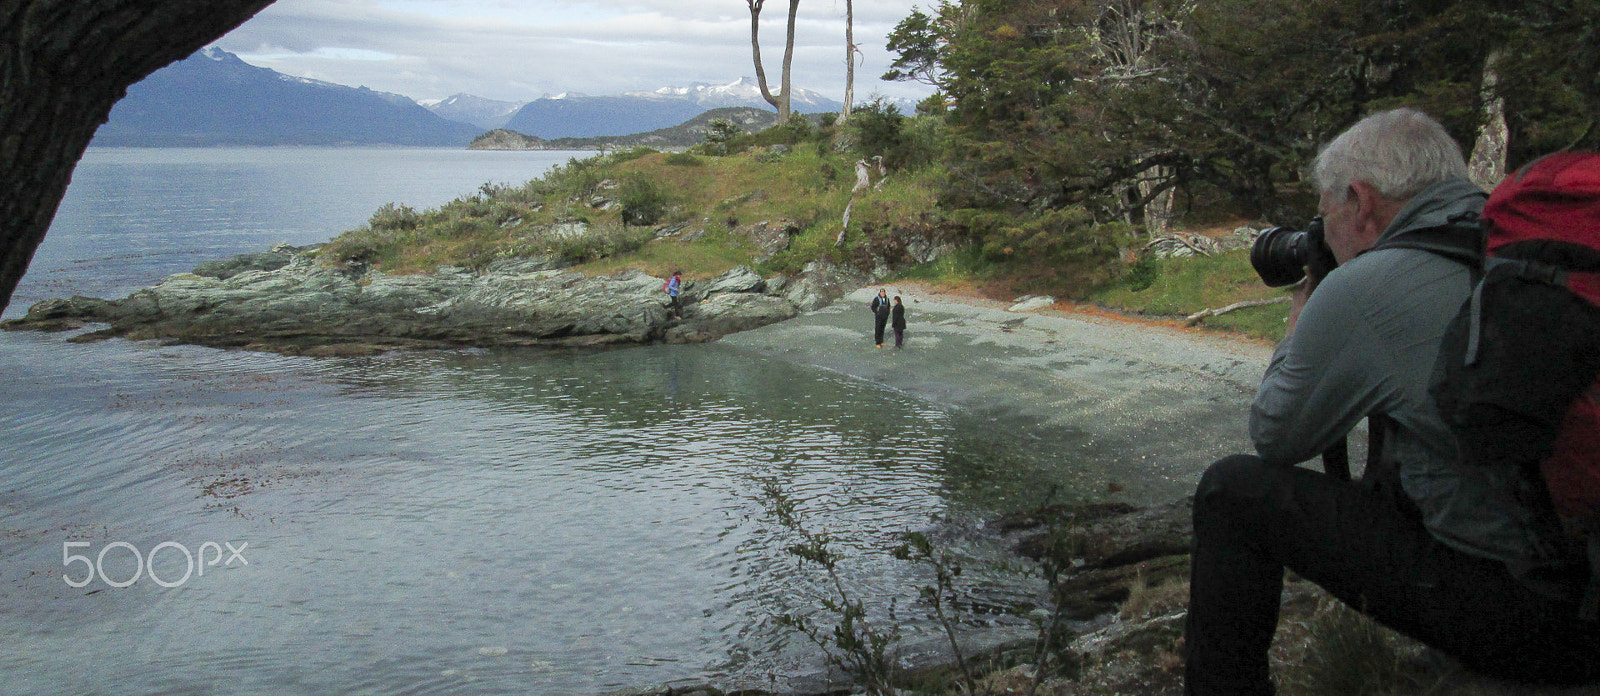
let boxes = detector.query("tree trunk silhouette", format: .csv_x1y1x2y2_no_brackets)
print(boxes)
0,0,277,314
746,0,799,121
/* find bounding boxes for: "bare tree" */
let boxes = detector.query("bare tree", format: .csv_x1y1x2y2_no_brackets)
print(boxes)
841,0,860,120
746,0,801,121
1085,0,1193,235
1085,0,1194,82
0,0,278,313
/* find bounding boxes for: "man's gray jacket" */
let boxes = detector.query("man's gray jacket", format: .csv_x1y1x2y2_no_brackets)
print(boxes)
1251,177,1549,567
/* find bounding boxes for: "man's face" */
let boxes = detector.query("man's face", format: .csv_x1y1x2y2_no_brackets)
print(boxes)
1317,186,1363,265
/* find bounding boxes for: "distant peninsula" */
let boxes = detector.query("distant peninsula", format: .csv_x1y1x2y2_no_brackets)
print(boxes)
468,106,784,151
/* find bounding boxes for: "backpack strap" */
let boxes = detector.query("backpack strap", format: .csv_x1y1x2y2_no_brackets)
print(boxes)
1569,511,1600,621
1464,263,1493,366
1369,211,1488,269
1360,413,1426,519
1583,526,1600,621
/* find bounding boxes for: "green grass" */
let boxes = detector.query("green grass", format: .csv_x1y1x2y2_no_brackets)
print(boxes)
1088,250,1292,341
576,234,751,280
893,246,993,286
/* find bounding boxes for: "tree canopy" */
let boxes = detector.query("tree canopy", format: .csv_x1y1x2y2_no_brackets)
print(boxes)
882,0,1600,285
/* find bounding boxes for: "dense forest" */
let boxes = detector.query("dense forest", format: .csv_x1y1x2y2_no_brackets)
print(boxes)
864,0,1600,289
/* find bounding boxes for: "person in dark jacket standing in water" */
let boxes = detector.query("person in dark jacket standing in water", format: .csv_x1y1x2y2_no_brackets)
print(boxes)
890,296,907,348
1184,107,1600,694
869,288,891,348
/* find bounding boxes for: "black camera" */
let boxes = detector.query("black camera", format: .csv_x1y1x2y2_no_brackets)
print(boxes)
1249,216,1336,287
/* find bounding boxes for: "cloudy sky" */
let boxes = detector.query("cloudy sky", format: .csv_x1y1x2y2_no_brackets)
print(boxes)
213,0,936,105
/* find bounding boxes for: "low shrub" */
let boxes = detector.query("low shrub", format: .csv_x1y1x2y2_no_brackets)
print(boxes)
546,223,655,263
368,202,422,232
609,146,658,164
618,177,671,227
1125,254,1160,292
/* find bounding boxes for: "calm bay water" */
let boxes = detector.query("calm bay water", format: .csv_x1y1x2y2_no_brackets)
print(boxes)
0,148,1044,694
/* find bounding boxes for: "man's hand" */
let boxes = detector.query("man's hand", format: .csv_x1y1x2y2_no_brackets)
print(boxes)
1284,272,1320,337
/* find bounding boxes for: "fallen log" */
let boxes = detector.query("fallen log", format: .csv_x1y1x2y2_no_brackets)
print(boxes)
1184,296,1288,326
1008,498,1195,619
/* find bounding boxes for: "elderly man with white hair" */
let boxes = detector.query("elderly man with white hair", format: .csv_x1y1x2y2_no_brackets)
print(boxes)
1183,108,1600,694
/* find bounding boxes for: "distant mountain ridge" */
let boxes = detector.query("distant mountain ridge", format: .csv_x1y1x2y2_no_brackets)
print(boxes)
93,48,848,147
500,78,842,139
419,94,523,131
502,96,709,140
93,48,479,147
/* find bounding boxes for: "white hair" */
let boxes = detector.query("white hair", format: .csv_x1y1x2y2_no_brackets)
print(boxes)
1311,108,1468,201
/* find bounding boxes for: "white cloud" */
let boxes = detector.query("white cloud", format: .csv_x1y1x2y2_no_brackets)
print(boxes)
216,0,935,105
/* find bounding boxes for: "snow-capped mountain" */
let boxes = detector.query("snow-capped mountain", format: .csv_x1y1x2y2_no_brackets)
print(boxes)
94,47,479,147
420,93,525,131
636,77,842,112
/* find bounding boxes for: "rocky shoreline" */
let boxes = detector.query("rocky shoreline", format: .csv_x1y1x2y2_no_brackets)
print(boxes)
0,244,870,356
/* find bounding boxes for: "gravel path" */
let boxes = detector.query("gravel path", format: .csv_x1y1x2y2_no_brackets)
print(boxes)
720,285,1277,505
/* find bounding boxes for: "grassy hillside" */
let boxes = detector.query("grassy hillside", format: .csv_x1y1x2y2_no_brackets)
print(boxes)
316,119,1290,342
317,126,941,280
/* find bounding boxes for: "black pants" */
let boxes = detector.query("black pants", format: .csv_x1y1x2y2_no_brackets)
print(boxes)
873,315,888,345
1185,454,1600,695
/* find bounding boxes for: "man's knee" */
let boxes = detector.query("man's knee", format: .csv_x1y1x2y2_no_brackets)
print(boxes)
1196,454,1275,508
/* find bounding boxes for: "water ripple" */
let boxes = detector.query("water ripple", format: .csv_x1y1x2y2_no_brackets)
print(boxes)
2,337,1063,694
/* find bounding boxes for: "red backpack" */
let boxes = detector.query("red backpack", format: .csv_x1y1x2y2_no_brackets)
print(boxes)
1428,152,1600,616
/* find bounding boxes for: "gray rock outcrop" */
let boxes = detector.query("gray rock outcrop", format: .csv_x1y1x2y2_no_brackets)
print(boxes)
735,219,799,262
191,250,293,280
3,249,848,356
782,260,872,312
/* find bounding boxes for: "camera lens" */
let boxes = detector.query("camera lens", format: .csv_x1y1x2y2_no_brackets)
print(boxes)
1250,227,1309,287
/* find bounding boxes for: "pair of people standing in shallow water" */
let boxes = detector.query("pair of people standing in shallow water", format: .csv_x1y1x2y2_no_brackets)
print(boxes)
868,289,907,348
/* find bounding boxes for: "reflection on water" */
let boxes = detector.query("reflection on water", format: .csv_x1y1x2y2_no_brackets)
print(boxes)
0,333,1061,694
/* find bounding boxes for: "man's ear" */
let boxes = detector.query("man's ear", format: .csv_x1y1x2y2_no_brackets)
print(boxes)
1347,181,1387,247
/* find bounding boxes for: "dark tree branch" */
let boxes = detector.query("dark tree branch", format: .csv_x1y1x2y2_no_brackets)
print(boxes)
0,0,277,313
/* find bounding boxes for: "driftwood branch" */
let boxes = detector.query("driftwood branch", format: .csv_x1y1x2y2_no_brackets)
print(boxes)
836,199,853,245
1184,296,1288,326
1146,233,1212,256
